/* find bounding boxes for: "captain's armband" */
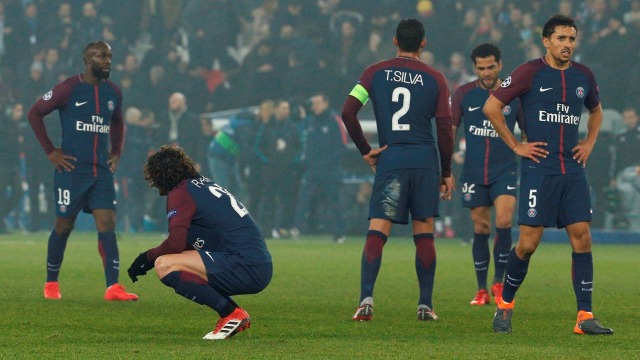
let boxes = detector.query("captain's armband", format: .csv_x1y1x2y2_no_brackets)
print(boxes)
349,84,369,105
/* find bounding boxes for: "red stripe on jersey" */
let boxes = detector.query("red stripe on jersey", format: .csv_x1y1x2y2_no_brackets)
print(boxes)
94,85,100,113
93,85,100,176
484,137,490,184
561,70,566,103
559,124,566,174
559,70,566,174
93,134,99,176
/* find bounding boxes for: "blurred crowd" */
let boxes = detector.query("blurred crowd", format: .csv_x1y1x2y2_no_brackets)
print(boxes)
1,0,639,234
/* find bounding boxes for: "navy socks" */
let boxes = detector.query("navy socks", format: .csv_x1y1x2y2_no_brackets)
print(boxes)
414,233,436,308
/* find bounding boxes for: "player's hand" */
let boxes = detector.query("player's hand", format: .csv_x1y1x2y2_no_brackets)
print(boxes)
440,176,455,200
571,139,595,167
107,153,120,173
128,252,154,282
513,141,548,163
47,148,76,172
363,145,388,172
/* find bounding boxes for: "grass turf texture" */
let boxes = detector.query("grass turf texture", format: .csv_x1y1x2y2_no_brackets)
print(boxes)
1,232,637,359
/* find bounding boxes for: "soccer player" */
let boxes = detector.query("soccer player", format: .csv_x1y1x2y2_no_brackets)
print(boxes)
127,146,272,340
341,18,454,321
483,14,613,335
451,43,524,306
28,41,137,301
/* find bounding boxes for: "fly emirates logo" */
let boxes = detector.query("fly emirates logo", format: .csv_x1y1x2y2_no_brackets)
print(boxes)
539,104,580,125
469,120,499,138
76,115,110,133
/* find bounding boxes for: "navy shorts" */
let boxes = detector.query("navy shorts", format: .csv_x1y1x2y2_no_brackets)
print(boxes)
461,178,517,208
198,250,272,297
369,168,440,224
518,172,592,228
53,171,116,217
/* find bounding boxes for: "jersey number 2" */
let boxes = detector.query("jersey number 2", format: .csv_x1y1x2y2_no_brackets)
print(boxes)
392,87,411,131
208,184,248,217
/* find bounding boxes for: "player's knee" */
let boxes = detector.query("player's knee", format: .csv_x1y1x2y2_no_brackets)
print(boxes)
94,219,116,232
154,255,173,278
472,218,490,233
515,241,537,259
570,234,592,252
495,217,512,229
54,222,74,237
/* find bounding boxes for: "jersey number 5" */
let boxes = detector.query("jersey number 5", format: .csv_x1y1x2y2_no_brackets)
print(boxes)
392,87,411,131
208,184,249,217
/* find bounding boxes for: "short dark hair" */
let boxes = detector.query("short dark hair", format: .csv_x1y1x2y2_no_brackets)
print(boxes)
395,18,425,52
143,145,200,195
542,14,578,38
470,43,501,64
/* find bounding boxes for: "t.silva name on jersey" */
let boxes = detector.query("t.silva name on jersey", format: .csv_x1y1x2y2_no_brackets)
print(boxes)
76,115,110,133
384,70,424,86
538,104,580,125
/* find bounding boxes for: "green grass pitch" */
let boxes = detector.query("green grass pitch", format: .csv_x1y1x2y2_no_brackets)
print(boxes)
1,232,638,359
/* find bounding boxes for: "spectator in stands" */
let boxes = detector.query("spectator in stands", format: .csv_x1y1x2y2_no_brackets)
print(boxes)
208,110,255,196
291,93,348,242
74,2,104,53
611,107,640,184
20,61,46,106
444,52,474,94
253,99,302,238
0,103,26,233
245,99,274,214
0,2,7,64
240,39,285,106
42,48,65,87
120,107,157,232
356,29,394,69
611,107,640,230
158,92,205,168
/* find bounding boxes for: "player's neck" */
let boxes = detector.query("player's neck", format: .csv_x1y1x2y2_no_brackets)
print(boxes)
478,80,500,91
397,51,420,61
543,53,571,70
83,71,101,85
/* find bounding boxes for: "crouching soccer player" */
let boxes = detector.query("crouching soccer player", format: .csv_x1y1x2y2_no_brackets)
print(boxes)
127,145,272,340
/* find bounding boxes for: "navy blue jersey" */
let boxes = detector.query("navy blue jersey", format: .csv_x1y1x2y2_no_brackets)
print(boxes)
148,177,271,265
452,80,524,184
351,57,451,173
28,74,124,176
492,58,600,175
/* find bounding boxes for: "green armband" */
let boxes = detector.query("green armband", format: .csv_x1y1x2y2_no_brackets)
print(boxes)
214,131,239,155
349,84,369,105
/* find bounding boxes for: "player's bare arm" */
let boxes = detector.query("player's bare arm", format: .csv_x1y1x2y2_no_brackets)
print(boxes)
484,96,548,163
47,148,76,172
572,104,603,166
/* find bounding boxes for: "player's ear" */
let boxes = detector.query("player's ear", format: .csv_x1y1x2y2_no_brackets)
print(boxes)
420,38,426,49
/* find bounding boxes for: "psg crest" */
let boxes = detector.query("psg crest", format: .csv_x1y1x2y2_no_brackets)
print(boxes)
576,87,585,98
527,208,537,217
